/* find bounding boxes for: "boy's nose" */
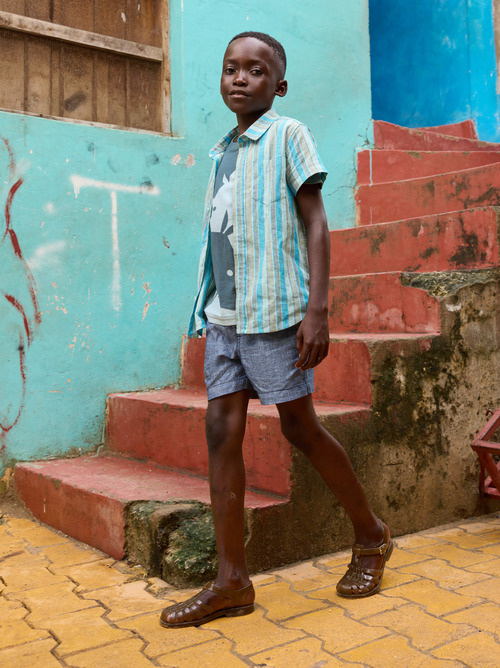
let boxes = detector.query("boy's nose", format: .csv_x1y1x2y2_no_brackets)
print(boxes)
233,72,247,85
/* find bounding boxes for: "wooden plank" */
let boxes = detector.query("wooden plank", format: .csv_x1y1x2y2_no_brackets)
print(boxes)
127,59,161,132
62,0,93,32
0,1,24,14
95,52,127,127
96,0,126,40
0,11,163,61
61,44,94,122
127,0,161,47
0,28,25,111
25,0,51,21
26,34,51,115
50,42,61,116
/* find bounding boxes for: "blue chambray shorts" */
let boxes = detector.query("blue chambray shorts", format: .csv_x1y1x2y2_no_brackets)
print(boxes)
204,322,314,405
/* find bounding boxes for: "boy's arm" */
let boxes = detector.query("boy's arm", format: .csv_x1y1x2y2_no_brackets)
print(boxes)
294,183,330,370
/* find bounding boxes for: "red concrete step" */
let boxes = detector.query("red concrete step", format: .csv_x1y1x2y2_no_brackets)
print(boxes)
106,388,292,497
373,120,500,153
357,150,500,185
356,162,500,225
106,389,371,494
418,120,477,139
330,208,500,277
329,272,441,335
181,336,372,405
15,455,287,559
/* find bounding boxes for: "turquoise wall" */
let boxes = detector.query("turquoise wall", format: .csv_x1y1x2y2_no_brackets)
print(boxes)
0,1,372,475
370,0,500,141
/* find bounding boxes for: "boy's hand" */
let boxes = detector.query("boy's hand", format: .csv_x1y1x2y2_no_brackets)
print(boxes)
294,182,330,371
295,310,329,370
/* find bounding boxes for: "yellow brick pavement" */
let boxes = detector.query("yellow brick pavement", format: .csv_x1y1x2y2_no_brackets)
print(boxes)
1,509,500,667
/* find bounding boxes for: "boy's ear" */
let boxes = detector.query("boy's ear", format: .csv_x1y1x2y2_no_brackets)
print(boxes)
275,79,288,98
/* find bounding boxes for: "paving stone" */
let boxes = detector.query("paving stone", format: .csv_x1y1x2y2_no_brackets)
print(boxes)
408,543,496,568
454,576,500,604
428,527,500,549
457,519,500,533
65,638,154,667
1,561,68,593
283,607,388,654
478,543,500,557
205,608,305,655
399,558,491,589
40,543,104,569
392,534,441,549
383,547,430,568
54,559,138,593
82,581,170,621
0,638,61,667
306,588,408,620
315,550,352,570
10,581,98,621
445,602,500,634
4,518,41,532
0,618,52,650
383,579,482,615
13,526,68,548
35,607,134,657
275,561,340,591
255,581,328,621
157,638,247,667
250,636,353,668
117,612,220,658
0,596,27,622
339,634,462,667
363,602,475,651
431,631,500,666
377,567,420,589
464,557,500,578
251,573,278,586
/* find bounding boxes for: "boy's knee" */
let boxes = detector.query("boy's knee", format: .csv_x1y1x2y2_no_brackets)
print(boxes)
205,394,248,453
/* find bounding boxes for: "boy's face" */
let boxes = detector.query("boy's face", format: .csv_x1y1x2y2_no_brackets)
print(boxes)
220,37,287,130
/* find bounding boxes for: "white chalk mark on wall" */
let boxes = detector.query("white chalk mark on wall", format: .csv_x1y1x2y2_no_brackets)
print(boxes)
110,191,121,311
70,175,160,312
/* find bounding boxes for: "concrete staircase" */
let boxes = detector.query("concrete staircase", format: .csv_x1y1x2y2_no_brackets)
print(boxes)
15,119,500,583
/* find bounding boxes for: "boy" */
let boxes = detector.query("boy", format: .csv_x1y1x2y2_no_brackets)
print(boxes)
160,32,392,629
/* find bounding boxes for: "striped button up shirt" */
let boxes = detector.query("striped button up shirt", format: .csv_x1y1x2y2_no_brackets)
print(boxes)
189,109,327,336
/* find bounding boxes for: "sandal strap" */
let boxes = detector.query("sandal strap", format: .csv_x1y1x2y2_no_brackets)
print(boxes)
352,524,391,557
207,582,254,604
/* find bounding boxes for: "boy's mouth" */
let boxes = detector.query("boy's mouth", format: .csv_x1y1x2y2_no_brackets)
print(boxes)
229,91,249,96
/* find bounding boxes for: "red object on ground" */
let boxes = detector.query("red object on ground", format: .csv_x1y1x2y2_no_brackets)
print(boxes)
471,408,500,498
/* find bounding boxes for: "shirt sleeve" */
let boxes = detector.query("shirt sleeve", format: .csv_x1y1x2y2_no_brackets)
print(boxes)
286,123,328,196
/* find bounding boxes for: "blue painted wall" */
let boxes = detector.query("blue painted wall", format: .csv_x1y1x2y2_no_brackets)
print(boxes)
0,1,372,476
370,0,500,141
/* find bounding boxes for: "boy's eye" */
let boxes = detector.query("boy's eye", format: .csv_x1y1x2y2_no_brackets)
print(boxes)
250,69,263,76
224,67,236,74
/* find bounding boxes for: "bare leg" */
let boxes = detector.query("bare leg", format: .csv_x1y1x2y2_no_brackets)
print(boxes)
161,390,254,627
277,394,384,565
206,389,253,590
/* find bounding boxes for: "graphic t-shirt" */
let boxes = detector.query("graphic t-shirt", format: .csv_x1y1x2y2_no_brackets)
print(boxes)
204,138,239,325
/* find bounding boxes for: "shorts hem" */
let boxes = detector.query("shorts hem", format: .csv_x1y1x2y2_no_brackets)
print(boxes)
206,378,252,401
258,380,315,406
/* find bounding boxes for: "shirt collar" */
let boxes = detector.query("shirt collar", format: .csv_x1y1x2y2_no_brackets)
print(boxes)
209,108,281,158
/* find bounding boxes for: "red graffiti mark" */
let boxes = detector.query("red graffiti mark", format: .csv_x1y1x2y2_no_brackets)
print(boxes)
1,138,41,436
1,137,15,179
0,328,26,434
3,178,23,240
4,293,32,345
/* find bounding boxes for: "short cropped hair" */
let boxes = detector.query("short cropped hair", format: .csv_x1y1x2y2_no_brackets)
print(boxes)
228,31,287,78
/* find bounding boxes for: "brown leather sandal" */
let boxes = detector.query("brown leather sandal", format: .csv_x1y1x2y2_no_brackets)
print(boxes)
336,523,393,598
160,582,255,628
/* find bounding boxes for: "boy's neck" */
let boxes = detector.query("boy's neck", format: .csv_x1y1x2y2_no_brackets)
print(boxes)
236,106,273,135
